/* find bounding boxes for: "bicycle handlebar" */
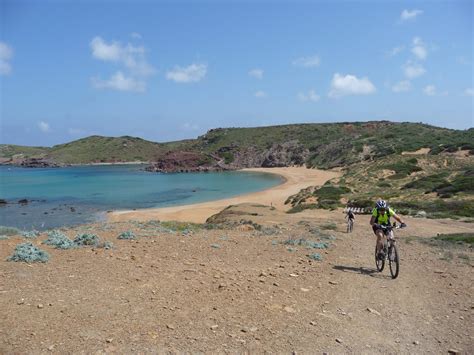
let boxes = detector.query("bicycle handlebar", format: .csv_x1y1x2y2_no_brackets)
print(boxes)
374,224,407,230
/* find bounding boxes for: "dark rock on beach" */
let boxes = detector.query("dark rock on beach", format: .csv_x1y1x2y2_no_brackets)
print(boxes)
146,151,230,173
1,157,64,168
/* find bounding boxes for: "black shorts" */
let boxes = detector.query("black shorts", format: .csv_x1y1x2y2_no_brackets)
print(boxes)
372,224,387,234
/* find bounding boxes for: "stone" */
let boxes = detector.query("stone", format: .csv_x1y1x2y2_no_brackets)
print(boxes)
367,307,381,316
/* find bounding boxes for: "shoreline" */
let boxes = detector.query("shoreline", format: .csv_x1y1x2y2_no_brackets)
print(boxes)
108,167,341,224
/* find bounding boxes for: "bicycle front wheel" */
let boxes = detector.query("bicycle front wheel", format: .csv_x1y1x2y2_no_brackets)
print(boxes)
388,243,399,279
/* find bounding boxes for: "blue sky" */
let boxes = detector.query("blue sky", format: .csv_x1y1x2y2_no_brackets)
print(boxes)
0,0,473,146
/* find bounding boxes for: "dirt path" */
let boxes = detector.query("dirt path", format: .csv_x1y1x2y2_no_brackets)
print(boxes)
0,208,472,353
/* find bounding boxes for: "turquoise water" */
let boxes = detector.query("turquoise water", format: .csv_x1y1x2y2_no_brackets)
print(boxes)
0,165,283,230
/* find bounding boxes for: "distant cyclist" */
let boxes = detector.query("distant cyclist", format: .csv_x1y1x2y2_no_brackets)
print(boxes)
346,209,355,222
370,200,406,259
346,209,355,232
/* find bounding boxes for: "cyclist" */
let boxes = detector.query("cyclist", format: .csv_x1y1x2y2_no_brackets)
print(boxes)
346,209,355,222
346,209,355,232
370,200,406,259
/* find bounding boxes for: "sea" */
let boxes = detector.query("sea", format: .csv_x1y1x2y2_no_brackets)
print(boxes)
0,165,283,230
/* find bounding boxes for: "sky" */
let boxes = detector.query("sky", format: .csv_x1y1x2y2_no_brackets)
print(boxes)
0,0,473,147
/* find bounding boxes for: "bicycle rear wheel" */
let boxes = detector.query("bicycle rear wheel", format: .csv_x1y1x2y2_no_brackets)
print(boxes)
347,220,353,233
375,246,384,272
388,243,399,279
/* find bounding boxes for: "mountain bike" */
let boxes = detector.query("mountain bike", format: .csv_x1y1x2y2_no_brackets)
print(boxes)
374,224,405,279
346,218,354,233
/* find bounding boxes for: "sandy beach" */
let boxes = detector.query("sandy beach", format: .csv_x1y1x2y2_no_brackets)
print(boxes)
108,167,341,223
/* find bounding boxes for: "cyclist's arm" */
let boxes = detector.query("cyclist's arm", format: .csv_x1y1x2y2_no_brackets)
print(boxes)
370,215,376,226
392,213,405,224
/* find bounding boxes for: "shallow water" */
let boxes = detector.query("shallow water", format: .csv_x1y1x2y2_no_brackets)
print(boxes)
0,165,283,230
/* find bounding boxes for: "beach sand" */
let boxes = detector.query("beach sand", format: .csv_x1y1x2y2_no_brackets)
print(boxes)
108,167,341,223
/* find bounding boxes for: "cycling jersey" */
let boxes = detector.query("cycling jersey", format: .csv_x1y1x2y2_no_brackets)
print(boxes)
372,207,395,225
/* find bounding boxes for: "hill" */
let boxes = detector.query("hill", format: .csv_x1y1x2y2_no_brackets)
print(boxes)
1,121,472,168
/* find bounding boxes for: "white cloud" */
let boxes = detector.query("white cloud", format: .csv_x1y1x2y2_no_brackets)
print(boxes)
166,63,207,83
392,80,412,92
0,41,13,75
328,73,376,98
298,89,320,102
388,46,405,56
292,55,320,68
90,36,155,92
464,88,474,96
411,37,427,60
38,121,51,133
255,91,267,98
422,85,448,96
91,71,146,92
130,32,142,39
403,61,426,79
401,9,423,21
90,37,122,61
248,68,263,79
423,85,436,96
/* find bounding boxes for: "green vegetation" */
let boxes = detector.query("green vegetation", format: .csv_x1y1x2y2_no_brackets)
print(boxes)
320,222,337,230
73,233,100,246
8,242,50,263
2,122,472,167
402,172,449,192
395,200,474,219
0,226,21,236
383,158,422,179
433,233,474,245
118,231,136,240
43,230,75,249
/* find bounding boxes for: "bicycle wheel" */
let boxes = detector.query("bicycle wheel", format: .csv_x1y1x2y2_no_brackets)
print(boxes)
375,246,384,272
347,220,352,233
388,243,399,279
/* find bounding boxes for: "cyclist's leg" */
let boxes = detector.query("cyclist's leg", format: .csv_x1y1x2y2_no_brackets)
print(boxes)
373,226,384,255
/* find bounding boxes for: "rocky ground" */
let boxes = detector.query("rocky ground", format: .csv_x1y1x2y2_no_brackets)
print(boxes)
0,204,472,354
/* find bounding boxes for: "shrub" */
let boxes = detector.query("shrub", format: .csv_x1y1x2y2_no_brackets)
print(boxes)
118,231,136,240
8,242,49,263
308,253,322,261
433,233,474,245
383,160,422,178
21,230,40,239
0,226,21,236
43,230,75,249
320,222,337,230
402,173,449,192
73,233,100,246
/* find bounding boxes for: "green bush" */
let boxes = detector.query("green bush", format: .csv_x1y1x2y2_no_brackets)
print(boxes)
73,233,100,246
402,173,449,192
0,226,21,236
433,233,474,245
8,242,49,263
21,230,40,239
383,160,422,178
43,230,75,249
118,231,136,240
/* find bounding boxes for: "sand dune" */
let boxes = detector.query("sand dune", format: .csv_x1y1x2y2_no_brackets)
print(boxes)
108,167,341,223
